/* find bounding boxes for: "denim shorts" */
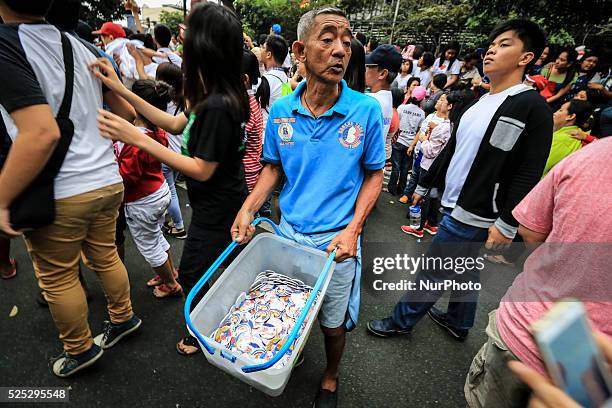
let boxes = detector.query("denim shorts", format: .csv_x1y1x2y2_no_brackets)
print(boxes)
278,217,360,329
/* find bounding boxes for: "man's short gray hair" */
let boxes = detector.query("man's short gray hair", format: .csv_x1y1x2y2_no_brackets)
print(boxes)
297,6,347,41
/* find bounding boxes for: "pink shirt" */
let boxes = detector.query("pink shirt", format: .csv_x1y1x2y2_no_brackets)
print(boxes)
496,137,612,375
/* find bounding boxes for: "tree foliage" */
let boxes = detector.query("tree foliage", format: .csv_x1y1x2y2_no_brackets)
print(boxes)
79,0,124,30
159,10,185,31
235,0,369,44
236,0,610,52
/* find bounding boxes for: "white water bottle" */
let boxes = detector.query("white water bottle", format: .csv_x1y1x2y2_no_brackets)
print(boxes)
409,205,421,229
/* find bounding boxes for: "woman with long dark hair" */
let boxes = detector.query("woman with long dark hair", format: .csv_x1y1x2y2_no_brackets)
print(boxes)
344,38,366,93
90,2,250,356
433,41,461,89
541,48,578,107
564,51,600,103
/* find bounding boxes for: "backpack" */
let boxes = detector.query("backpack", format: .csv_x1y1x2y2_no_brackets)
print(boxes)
268,73,293,96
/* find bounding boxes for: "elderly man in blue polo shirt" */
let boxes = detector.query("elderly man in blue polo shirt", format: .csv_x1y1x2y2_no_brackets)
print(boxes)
232,6,384,408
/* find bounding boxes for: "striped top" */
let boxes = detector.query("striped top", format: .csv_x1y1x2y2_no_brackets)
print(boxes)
243,94,264,191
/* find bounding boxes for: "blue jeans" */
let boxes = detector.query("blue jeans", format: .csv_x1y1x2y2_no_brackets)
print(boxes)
403,155,420,197
388,143,411,195
392,213,488,330
162,164,184,230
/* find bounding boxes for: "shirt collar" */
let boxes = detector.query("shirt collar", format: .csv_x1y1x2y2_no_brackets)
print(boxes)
290,79,351,118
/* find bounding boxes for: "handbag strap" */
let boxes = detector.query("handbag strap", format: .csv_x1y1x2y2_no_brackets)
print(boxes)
43,32,75,176
57,32,74,120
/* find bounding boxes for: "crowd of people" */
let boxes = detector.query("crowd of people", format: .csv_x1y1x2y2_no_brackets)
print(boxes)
0,0,611,407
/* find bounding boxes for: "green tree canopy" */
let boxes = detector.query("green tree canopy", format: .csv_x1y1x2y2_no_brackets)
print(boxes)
80,0,124,30
159,10,185,31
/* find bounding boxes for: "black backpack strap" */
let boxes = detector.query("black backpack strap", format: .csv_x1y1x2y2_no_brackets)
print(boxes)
57,33,74,120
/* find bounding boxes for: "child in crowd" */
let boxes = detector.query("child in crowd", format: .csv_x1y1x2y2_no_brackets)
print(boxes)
400,90,473,237
388,86,426,196
155,62,187,239
542,99,594,176
399,86,449,203
421,73,447,115
242,49,265,192
115,79,181,298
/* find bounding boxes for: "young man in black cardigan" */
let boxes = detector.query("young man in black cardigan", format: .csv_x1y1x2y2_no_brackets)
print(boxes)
368,19,552,340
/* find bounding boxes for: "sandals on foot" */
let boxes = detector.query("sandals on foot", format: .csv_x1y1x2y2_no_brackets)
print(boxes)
146,270,179,287
1,259,17,280
176,335,201,356
153,282,183,298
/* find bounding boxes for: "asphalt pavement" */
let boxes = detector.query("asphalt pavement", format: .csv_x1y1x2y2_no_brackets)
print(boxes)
0,189,521,407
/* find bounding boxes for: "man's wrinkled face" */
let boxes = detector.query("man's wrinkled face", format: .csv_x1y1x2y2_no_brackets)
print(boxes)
298,14,352,84
483,30,533,77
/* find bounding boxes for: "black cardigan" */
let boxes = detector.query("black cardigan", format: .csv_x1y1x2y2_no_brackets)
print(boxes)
416,88,553,238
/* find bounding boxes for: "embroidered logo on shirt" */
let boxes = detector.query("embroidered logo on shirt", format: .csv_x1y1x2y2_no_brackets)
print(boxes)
278,123,294,144
273,117,296,124
338,122,363,149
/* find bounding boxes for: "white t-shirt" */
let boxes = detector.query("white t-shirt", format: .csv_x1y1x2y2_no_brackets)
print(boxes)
0,24,121,199
368,90,393,139
442,84,531,208
433,58,461,76
143,62,158,79
165,102,182,153
396,103,425,147
153,47,182,67
392,73,411,91
262,68,289,135
413,66,433,89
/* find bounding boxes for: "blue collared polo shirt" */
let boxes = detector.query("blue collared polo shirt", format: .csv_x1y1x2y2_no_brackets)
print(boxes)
263,80,385,234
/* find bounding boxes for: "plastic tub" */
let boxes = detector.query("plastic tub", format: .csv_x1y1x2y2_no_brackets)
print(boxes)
185,218,336,396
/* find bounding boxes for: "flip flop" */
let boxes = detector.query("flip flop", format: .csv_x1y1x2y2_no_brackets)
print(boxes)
1,259,17,280
146,270,179,287
153,282,183,298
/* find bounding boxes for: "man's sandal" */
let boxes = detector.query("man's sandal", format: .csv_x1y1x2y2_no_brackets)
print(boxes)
153,282,183,298
146,270,179,287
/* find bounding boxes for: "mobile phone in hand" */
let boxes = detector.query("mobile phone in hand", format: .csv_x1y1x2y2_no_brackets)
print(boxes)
532,300,612,407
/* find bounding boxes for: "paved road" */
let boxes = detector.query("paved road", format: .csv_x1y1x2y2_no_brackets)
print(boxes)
0,189,520,407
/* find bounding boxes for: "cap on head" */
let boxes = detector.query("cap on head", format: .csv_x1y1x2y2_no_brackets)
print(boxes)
272,24,282,34
92,22,126,39
411,85,427,101
365,44,402,73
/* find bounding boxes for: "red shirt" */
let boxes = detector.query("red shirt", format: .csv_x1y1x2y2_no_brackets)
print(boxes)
115,128,168,203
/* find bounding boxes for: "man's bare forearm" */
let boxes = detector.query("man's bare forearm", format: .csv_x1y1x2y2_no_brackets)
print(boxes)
346,169,383,234
242,163,283,214
0,129,58,207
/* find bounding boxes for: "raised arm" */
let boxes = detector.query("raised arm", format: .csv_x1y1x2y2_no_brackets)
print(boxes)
90,58,187,134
